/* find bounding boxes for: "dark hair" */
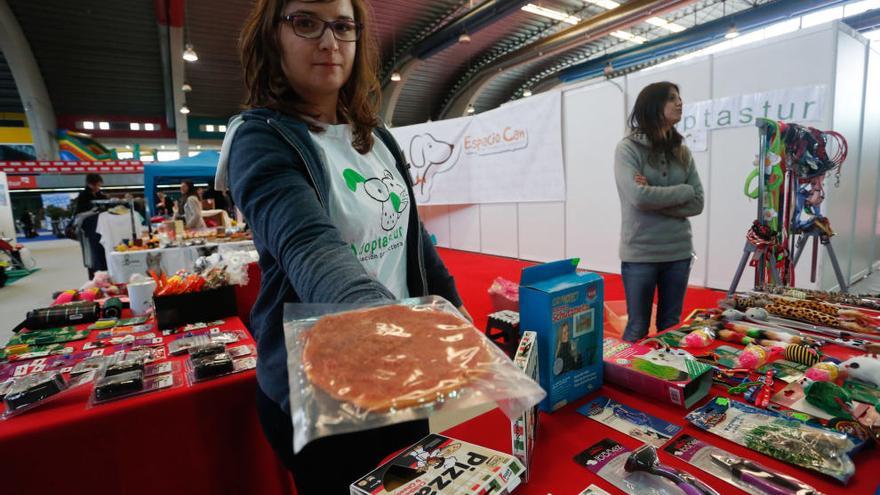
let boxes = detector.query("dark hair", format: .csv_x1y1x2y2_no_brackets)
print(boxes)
629,82,686,162
240,0,381,154
181,180,197,198
86,173,103,186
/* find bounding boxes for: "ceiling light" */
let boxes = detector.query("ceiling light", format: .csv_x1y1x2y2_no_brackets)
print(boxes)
98,122,110,130
218,125,227,132
182,43,198,62
610,30,646,44
130,123,140,131
205,124,215,132
645,17,685,33
725,24,740,39
181,83,192,92
584,0,620,9
458,32,471,43
390,71,402,82
179,105,191,115
144,123,155,131
83,121,94,130
522,4,580,25
523,89,532,97
466,104,476,114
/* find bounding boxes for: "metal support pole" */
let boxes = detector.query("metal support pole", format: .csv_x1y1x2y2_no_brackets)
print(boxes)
754,121,769,290
0,0,58,159
728,242,756,296
792,234,809,267
822,236,848,293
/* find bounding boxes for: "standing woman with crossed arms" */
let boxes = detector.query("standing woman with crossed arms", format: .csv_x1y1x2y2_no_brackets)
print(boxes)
614,82,704,342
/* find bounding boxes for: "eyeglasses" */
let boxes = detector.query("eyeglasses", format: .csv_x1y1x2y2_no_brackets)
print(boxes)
281,14,362,42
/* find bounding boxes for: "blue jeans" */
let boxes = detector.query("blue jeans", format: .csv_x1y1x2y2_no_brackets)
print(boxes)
621,258,691,342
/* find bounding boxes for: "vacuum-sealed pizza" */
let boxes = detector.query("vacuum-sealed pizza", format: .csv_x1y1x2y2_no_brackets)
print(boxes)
284,296,546,454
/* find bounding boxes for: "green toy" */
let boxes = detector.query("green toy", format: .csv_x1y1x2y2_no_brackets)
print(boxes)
804,381,853,420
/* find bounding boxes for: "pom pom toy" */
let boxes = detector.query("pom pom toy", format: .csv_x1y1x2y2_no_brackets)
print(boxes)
738,344,770,369
78,287,100,302
683,327,715,348
805,362,839,382
52,290,77,305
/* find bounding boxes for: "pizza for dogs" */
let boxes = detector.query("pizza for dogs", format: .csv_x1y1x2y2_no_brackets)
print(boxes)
302,304,494,412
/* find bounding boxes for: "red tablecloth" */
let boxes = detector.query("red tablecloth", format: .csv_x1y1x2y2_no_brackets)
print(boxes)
0,316,294,495
444,337,880,495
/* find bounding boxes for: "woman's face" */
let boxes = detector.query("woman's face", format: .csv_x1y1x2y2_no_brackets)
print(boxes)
279,0,357,102
180,183,189,194
561,325,570,342
663,87,683,127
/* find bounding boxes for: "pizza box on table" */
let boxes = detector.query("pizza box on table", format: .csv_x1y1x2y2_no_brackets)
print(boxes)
519,259,604,412
602,336,713,409
350,434,524,495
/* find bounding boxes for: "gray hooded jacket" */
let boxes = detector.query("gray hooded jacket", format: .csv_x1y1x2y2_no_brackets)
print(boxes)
614,133,704,263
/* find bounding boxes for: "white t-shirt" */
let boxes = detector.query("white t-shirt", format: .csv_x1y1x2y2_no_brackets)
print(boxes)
309,125,410,299
96,209,146,257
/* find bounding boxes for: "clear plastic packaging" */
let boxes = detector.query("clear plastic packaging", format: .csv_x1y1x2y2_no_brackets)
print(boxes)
0,378,14,400
686,397,857,483
167,330,244,356
188,342,226,359
90,366,180,405
574,439,719,495
168,335,211,356
184,344,256,383
1,370,96,419
283,296,546,454
664,434,826,495
70,355,108,377
577,396,682,447
104,350,149,377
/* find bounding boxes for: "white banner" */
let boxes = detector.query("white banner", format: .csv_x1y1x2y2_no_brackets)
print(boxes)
678,85,827,136
390,91,565,205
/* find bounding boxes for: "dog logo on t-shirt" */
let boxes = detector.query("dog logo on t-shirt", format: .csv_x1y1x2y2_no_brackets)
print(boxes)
343,168,409,231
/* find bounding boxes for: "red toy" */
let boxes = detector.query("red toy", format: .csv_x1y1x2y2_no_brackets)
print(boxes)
755,370,774,408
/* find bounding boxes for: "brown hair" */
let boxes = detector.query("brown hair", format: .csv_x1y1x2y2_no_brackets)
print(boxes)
240,0,381,154
628,81,688,164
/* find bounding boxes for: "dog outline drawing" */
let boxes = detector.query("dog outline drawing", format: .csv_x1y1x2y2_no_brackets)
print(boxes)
408,133,460,202
343,168,409,231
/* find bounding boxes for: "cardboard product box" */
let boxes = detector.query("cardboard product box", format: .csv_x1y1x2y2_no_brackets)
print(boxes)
602,337,713,409
519,259,604,412
350,434,524,495
511,331,539,482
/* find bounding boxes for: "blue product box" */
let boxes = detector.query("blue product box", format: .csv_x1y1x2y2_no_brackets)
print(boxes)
519,259,603,412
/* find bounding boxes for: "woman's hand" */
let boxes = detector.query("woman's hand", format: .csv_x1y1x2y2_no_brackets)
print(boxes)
634,174,648,186
457,305,473,322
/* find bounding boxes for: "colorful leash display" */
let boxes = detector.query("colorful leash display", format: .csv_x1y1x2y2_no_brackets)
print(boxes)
739,119,848,288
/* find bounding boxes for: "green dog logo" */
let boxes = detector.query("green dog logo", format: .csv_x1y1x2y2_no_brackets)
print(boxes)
343,168,409,231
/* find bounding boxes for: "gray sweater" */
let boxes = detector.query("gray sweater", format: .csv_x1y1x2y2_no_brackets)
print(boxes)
614,133,704,263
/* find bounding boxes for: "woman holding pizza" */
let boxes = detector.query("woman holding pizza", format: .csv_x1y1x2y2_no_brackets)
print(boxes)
221,0,470,491
614,82,704,342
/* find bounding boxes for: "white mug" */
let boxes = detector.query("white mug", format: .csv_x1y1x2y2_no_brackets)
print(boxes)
128,279,157,316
